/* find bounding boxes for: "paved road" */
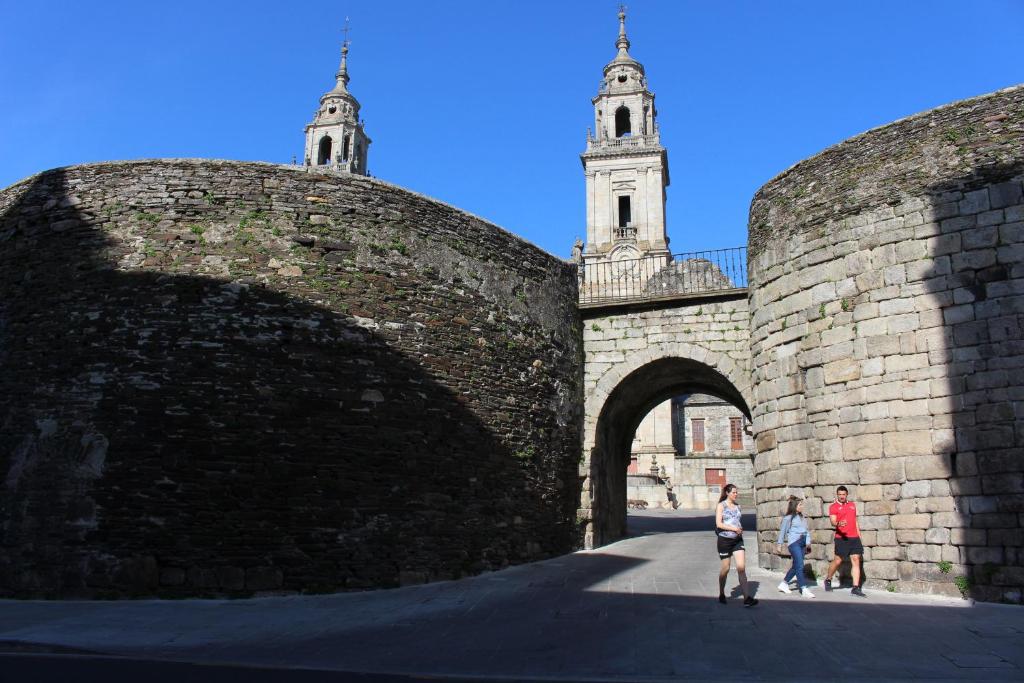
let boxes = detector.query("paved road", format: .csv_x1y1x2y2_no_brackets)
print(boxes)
1,509,1022,681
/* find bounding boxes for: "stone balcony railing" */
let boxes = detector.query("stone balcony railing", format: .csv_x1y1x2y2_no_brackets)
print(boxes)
585,133,662,153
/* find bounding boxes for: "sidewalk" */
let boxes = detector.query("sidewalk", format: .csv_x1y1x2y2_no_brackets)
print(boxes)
1,509,1022,681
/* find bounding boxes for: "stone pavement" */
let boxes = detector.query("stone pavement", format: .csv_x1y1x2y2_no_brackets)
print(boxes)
1,509,1022,681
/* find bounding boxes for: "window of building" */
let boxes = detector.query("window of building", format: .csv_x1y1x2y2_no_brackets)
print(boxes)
705,468,726,486
627,456,638,475
730,417,744,450
342,135,351,161
617,196,632,228
614,105,631,137
317,136,333,165
691,418,705,452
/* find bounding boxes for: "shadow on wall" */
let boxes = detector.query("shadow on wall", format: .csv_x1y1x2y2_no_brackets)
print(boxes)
922,162,1024,602
0,168,578,598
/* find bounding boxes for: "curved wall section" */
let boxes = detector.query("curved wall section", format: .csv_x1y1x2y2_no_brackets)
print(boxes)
748,86,1024,600
0,160,583,597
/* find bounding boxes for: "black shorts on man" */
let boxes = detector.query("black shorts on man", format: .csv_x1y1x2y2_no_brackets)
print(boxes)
717,535,744,558
834,536,864,558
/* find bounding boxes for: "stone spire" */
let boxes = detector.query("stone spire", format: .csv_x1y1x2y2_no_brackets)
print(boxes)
302,22,372,175
332,41,351,94
616,5,630,56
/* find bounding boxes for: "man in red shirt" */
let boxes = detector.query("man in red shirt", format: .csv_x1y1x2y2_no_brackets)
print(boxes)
825,485,866,597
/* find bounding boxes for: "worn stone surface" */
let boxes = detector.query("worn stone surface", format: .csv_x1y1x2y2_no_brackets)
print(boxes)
750,85,1024,601
0,159,583,598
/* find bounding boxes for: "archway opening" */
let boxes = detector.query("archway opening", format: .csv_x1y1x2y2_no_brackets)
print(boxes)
588,356,754,547
317,136,333,165
614,106,631,138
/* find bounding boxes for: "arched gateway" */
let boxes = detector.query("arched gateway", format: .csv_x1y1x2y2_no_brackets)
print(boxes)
580,293,753,548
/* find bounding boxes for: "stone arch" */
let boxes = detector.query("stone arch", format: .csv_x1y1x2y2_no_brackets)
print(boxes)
582,343,754,548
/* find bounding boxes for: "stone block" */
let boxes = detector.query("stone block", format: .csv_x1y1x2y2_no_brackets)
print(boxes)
843,434,883,460
993,567,1024,587
784,463,818,487
930,512,969,528
816,461,859,485
868,560,899,580
869,545,903,561
924,527,951,545
824,358,861,384
857,484,883,501
864,500,897,515
886,313,920,334
990,181,1024,209
966,547,1004,565
858,458,905,484
897,530,925,544
904,454,953,480
875,530,897,546
865,334,900,356
890,513,931,529
857,514,890,531
883,431,933,457
906,543,942,562
900,480,931,498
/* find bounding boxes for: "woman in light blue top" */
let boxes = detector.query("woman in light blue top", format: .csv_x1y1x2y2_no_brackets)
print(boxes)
776,496,814,598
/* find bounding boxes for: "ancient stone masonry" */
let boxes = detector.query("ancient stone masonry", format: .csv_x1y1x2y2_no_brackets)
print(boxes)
748,85,1024,600
580,296,752,546
0,159,583,598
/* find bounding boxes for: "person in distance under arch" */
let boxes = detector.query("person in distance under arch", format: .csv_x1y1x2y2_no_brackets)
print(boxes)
715,483,758,607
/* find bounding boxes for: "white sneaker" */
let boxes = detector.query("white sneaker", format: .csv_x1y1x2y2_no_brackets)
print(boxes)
777,580,792,594
801,587,815,598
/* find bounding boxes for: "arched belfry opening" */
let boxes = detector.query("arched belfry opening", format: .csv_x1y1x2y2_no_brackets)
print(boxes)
614,106,631,138
317,136,333,166
587,356,753,547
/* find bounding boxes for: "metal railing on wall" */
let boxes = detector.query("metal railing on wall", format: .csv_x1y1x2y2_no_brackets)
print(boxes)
578,246,747,306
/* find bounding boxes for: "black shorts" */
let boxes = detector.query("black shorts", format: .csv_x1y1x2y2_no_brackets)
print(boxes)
717,535,745,558
835,536,864,558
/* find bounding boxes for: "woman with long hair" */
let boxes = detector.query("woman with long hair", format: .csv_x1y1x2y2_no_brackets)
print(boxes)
776,496,814,598
715,483,757,606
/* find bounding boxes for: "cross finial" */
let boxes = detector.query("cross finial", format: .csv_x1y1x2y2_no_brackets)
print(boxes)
342,17,351,49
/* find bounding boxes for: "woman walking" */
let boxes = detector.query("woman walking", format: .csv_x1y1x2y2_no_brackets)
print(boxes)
715,483,757,607
776,496,815,598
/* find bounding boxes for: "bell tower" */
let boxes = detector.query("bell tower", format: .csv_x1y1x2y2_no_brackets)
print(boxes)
303,26,371,175
580,7,669,266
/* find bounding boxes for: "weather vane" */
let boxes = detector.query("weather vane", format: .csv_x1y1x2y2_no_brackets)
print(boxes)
342,17,351,47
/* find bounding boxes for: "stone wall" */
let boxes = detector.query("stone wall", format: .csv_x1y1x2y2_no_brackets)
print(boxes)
749,85,1024,600
0,159,583,598
580,295,752,546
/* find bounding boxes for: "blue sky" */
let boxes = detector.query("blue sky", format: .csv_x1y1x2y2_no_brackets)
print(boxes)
2,1,1022,257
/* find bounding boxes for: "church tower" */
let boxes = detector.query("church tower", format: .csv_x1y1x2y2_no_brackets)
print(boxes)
580,8,669,266
303,33,371,175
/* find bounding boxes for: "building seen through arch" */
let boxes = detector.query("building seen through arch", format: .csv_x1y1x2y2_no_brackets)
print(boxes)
628,394,754,510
